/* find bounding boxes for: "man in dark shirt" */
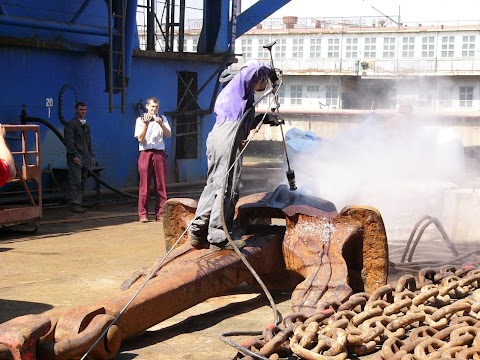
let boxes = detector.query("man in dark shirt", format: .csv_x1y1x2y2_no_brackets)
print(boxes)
64,102,96,213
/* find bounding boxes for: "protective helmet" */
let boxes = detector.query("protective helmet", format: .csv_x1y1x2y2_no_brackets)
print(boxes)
219,68,238,87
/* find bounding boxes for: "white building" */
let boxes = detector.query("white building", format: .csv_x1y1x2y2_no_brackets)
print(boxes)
140,13,480,240
145,15,480,145
227,16,480,112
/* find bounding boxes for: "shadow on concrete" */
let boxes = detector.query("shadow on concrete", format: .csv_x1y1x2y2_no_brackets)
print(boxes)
0,201,139,244
0,299,54,323
119,291,291,354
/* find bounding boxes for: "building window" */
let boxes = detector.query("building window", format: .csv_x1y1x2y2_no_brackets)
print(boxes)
310,38,321,58
241,38,252,59
326,85,339,107
257,38,271,60
290,85,303,105
459,86,473,108
260,85,281,106
306,85,320,98
327,38,340,58
274,38,287,58
346,38,358,58
192,36,199,52
401,37,415,57
421,36,435,57
462,35,475,57
441,36,455,57
383,37,396,58
418,88,434,109
439,86,453,108
364,38,377,58
292,38,304,58
306,85,320,107
277,86,285,105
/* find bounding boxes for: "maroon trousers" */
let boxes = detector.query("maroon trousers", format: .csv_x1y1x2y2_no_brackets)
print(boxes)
137,149,167,218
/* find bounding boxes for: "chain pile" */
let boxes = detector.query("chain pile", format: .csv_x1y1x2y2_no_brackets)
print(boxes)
235,263,480,360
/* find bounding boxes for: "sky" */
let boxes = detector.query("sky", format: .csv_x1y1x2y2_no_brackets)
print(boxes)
241,0,478,23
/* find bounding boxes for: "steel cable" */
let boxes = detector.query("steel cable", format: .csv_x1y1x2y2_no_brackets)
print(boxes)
80,83,281,360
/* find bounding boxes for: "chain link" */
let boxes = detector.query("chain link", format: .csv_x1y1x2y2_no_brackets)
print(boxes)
235,262,480,359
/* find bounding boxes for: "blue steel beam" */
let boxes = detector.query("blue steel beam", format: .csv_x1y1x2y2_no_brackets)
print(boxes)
213,0,230,52
0,15,112,36
0,3,7,16
70,0,97,24
236,0,292,37
199,0,223,53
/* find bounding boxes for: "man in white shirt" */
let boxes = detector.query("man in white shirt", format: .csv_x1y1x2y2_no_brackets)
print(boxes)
134,97,172,222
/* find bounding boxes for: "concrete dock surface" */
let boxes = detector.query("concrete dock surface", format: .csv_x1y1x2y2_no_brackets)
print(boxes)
0,199,293,360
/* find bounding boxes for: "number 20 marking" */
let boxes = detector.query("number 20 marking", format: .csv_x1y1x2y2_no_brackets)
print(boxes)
46,98,54,107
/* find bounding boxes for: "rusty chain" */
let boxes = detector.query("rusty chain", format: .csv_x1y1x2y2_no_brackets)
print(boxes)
234,262,480,360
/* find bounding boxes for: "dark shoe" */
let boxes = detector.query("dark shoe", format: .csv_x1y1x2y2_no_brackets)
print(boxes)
210,239,246,251
70,206,85,214
190,234,208,249
139,217,148,223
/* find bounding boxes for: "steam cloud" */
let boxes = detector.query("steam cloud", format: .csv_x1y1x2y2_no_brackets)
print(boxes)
287,113,468,243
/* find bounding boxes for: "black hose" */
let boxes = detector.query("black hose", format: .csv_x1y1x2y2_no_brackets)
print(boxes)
58,84,78,126
135,100,147,118
20,113,138,199
401,215,458,263
219,331,269,360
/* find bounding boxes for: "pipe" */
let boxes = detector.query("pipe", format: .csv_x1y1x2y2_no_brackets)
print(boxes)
0,188,115,206
20,110,137,199
0,181,207,206
124,0,138,80
0,15,115,36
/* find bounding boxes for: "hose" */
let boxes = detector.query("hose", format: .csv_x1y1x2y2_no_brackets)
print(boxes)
20,111,138,199
79,79,282,360
58,84,78,126
135,99,147,118
400,215,459,263
218,84,286,358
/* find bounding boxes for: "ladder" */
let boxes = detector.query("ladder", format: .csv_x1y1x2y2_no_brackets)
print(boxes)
107,0,126,113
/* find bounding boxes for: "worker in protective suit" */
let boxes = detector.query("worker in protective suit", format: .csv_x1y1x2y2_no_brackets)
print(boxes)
189,60,282,251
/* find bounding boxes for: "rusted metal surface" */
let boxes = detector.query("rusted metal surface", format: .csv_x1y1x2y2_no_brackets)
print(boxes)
234,263,480,359
0,185,388,359
0,315,50,360
162,197,197,251
235,187,388,313
0,235,286,359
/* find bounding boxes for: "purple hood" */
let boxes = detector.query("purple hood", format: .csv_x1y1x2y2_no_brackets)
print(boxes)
214,60,271,130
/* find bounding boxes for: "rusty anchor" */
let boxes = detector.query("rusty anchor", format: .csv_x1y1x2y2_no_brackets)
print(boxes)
0,185,388,359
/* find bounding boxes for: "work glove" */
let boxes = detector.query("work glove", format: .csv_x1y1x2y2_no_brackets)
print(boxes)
268,68,281,83
256,114,284,127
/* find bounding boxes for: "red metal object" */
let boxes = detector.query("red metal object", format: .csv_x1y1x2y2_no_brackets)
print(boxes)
0,185,388,359
0,125,42,227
